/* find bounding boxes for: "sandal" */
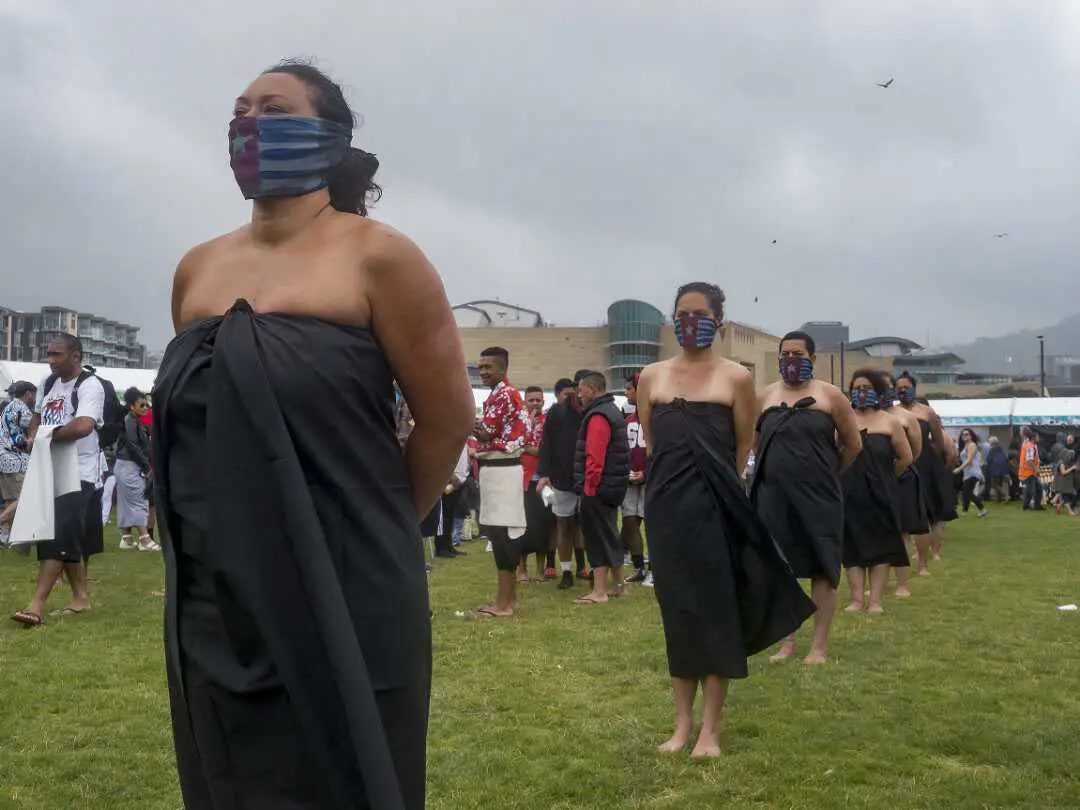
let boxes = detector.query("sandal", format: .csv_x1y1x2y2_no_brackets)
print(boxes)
475,606,513,619
11,610,42,627
574,594,606,605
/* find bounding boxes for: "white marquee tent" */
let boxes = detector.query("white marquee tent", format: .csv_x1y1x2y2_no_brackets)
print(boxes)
929,397,1080,428
0,361,158,400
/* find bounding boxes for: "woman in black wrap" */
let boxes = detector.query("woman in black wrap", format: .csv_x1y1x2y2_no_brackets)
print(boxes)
637,283,814,759
840,370,913,614
895,373,956,576
156,61,474,810
752,331,863,665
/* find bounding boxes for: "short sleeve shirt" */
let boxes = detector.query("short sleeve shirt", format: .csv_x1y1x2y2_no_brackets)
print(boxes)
477,380,528,456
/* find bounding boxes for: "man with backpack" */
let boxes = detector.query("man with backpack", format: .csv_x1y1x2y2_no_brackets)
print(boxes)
11,334,108,626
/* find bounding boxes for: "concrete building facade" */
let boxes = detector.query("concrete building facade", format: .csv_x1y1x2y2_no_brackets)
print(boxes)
455,300,892,392
0,305,147,368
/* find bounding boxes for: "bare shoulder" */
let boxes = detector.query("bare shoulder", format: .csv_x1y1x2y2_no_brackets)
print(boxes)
814,379,847,408
175,229,244,277
718,356,752,380
353,218,431,274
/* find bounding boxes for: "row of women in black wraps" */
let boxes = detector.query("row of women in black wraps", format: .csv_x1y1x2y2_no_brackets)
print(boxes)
913,416,959,527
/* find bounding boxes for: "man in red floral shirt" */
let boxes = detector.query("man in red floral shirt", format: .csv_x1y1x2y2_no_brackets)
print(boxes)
473,347,529,618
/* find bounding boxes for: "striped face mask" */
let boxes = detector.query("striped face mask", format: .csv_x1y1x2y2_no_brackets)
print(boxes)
228,115,352,199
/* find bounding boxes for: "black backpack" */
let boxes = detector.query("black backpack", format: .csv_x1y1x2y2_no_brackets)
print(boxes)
42,367,125,449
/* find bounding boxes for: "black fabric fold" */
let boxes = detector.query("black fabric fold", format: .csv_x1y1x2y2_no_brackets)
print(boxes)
153,305,428,810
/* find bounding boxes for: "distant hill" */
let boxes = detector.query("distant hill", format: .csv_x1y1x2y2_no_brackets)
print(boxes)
942,314,1080,376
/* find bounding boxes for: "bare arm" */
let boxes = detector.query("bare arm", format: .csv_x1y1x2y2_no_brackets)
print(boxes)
367,228,474,517
636,367,656,458
830,387,863,472
28,413,40,442
52,417,96,444
890,418,914,476
732,368,757,476
928,410,954,464
904,414,923,459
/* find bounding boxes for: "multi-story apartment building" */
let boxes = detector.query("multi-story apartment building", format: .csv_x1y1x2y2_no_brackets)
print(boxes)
0,305,147,368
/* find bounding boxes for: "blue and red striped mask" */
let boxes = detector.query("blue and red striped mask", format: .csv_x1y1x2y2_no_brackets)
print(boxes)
674,313,718,349
229,115,352,199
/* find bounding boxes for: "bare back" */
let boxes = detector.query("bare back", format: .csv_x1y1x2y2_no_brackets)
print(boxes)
884,404,923,459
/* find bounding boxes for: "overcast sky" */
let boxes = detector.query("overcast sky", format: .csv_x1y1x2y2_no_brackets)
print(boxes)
4,0,1079,352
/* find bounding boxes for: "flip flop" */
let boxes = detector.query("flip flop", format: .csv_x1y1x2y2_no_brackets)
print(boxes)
50,606,90,617
574,594,606,605
475,607,513,619
607,585,627,598
11,610,42,627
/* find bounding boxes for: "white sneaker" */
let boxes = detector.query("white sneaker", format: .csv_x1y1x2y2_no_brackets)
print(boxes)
642,572,654,588
138,537,161,552
485,541,493,553
119,536,137,551
0,528,10,548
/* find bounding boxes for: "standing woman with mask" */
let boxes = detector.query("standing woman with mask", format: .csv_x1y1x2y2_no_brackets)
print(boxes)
752,331,863,665
155,60,474,810
895,373,954,575
637,282,813,758
840,370,913,614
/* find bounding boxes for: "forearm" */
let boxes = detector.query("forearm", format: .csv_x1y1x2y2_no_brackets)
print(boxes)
839,445,860,472
52,421,93,443
405,423,468,516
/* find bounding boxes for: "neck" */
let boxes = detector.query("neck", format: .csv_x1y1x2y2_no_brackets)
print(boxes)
680,347,714,363
250,191,332,245
58,367,78,383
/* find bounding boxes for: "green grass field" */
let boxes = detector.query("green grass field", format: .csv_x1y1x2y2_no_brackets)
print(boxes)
1,505,1078,809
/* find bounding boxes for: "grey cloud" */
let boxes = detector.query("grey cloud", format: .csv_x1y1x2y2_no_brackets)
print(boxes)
4,1,1079,358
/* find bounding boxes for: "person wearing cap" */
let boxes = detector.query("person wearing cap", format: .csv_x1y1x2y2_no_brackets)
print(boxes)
0,381,37,528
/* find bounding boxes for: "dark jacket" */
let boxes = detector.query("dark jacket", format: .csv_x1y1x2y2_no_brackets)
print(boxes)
986,445,1009,478
573,393,630,506
117,412,152,473
537,398,582,491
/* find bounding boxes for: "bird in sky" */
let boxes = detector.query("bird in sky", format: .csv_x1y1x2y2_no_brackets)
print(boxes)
993,232,1008,238
771,239,777,244
754,296,759,303
876,78,894,88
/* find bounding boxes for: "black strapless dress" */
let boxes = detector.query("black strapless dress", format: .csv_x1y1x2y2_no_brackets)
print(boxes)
645,400,815,680
914,418,957,524
841,432,908,568
152,301,429,810
751,398,844,587
897,463,931,537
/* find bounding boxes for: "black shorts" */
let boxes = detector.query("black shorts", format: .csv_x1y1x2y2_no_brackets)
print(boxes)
483,526,523,572
37,482,98,563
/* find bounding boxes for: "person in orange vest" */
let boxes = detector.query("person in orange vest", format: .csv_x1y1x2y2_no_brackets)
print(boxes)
1018,427,1043,510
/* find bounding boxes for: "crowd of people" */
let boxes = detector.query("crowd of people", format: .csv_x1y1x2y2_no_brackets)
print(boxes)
0,334,159,625
432,280,1000,760
0,60,1045,810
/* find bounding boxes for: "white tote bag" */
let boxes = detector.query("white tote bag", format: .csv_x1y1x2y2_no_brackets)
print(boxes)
9,426,81,545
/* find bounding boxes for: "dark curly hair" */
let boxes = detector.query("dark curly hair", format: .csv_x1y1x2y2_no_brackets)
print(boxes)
263,59,382,216
673,282,726,322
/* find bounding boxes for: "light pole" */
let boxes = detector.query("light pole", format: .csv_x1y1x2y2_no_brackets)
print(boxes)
1037,335,1046,396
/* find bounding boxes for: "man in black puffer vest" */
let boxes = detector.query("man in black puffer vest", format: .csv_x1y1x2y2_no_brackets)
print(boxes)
571,372,630,604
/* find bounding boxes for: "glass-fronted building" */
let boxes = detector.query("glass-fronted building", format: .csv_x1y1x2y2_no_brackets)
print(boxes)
607,299,664,383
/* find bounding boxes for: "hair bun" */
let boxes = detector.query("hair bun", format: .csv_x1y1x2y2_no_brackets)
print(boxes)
353,148,379,179
328,148,383,216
